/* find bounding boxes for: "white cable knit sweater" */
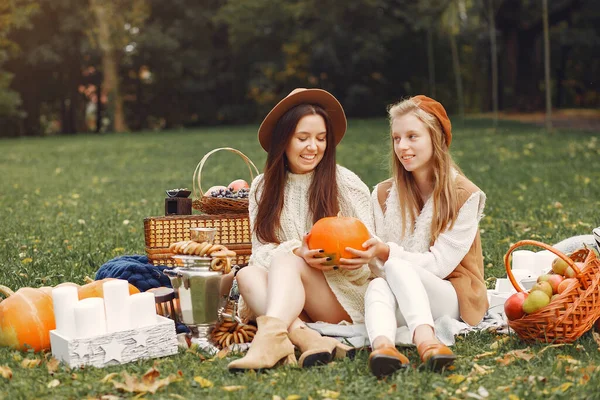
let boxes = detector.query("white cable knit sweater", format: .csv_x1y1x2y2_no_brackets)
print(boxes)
370,179,486,279
244,165,375,323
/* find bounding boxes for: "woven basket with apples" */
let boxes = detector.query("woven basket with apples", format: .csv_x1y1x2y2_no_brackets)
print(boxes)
192,147,259,215
503,240,600,343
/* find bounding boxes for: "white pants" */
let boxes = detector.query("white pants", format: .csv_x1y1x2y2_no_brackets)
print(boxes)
365,258,460,345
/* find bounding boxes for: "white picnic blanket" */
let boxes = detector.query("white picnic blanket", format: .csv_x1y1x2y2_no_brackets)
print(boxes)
307,311,507,348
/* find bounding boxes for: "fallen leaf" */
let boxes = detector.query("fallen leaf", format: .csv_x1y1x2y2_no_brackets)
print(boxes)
552,382,573,393
557,355,581,365
169,394,186,399
21,358,42,368
592,332,600,350
101,372,118,383
111,371,180,394
217,347,231,359
471,363,493,376
142,367,160,384
285,395,301,400
0,366,13,380
273,396,283,400
194,376,213,388
46,358,60,375
447,374,467,384
47,379,60,388
508,395,520,400
538,343,568,355
222,385,246,392
496,349,535,366
473,351,496,361
387,384,397,394
489,337,510,350
100,396,120,400
317,389,339,398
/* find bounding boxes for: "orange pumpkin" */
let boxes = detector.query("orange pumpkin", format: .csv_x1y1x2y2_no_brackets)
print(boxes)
78,278,140,300
307,216,371,265
0,285,56,352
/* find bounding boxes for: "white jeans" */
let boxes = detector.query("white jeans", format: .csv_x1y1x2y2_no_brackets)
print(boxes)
365,257,460,345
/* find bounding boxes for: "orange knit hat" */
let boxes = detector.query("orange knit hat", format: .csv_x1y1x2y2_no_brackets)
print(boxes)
413,95,452,147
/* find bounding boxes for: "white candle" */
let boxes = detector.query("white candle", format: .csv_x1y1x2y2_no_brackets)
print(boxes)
74,298,107,338
103,279,131,333
128,292,157,328
511,250,537,275
52,286,79,338
536,250,558,274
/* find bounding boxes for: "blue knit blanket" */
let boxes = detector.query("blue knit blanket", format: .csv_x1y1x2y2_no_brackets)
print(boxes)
95,255,171,292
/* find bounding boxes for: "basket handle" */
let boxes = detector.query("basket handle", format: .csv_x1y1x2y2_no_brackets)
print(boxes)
192,147,260,198
504,239,581,293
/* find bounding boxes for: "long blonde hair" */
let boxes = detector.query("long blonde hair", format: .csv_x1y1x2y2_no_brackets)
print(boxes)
388,97,461,244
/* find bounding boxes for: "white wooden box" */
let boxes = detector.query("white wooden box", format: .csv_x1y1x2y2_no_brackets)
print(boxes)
50,315,178,368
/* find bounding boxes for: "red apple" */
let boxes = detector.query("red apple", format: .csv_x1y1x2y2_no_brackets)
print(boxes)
228,179,249,192
504,292,528,321
546,274,564,294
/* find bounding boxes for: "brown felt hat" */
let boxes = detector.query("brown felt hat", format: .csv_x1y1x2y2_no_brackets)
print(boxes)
413,95,452,147
258,88,347,151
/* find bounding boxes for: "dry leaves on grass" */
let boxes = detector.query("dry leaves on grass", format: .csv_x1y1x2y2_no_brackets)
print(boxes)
317,389,340,398
47,379,60,388
108,367,181,394
0,366,13,379
496,349,535,366
193,376,213,388
21,358,42,368
46,357,60,375
221,385,246,392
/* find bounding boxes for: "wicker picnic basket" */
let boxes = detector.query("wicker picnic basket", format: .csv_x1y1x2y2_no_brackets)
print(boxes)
504,240,600,343
144,214,252,267
192,147,260,215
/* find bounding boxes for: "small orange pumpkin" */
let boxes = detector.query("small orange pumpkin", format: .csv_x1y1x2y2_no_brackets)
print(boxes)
0,285,56,352
78,278,140,300
307,216,371,265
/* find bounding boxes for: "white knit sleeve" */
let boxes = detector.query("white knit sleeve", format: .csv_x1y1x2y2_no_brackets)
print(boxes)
247,174,301,270
390,191,486,279
336,166,376,279
368,186,387,277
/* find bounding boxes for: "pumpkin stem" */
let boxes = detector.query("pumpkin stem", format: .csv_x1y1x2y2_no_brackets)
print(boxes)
84,276,94,284
0,284,15,300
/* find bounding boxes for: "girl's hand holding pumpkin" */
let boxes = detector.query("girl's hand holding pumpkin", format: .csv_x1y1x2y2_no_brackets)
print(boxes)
339,238,389,269
294,233,336,271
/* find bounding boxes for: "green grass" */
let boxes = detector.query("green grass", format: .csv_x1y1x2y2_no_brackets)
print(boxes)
0,118,599,399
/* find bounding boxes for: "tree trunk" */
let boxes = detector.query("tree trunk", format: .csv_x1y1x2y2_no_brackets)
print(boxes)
449,32,464,121
542,0,552,131
90,0,128,133
427,26,436,98
488,0,498,128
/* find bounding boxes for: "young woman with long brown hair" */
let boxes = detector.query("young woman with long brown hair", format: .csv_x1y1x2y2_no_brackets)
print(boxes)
228,88,374,372
342,95,488,378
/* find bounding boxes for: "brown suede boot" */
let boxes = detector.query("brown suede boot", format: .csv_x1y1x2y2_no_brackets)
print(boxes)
228,316,297,372
288,326,342,367
368,345,410,379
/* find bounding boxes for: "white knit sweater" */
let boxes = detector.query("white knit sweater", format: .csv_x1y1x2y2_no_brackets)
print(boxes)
370,179,486,279
244,165,374,323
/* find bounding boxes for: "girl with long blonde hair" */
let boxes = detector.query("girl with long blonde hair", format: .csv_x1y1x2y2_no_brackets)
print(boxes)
342,95,488,378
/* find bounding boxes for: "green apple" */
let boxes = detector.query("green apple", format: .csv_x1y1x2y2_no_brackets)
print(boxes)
530,281,553,298
523,290,551,314
552,257,569,275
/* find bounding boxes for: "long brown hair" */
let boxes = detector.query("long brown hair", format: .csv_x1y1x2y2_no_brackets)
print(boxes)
254,104,340,244
388,97,462,243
